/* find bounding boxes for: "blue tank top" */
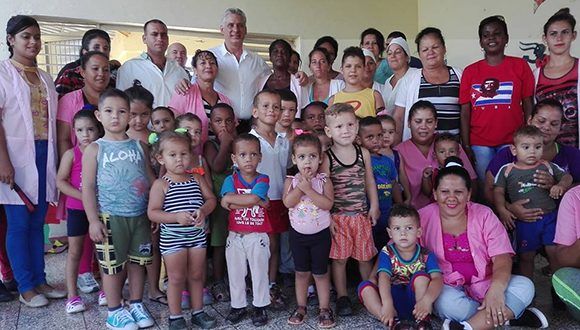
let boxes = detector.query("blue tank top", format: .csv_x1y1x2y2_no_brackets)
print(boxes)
96,138,149,216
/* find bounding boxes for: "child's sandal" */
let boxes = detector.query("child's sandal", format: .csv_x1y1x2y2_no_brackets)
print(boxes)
318,308,336,329
288,306,307,325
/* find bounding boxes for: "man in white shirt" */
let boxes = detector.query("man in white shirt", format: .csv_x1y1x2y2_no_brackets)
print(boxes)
117,19,188,107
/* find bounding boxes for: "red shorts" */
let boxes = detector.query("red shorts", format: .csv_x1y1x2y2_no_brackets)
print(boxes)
330,213,377,261
267,200,289,234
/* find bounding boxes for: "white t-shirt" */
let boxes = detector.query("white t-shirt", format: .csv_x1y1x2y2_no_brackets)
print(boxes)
249,129,290,200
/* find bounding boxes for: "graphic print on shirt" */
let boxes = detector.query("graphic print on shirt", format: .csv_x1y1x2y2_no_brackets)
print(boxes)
471,78,514,108
234,188,266,227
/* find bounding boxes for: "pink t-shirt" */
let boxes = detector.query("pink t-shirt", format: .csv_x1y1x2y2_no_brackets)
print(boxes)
443,232,478,285
65,146,84,210
555,185,580,246
288,173,331,235
395,139,477,209
57,89,88,147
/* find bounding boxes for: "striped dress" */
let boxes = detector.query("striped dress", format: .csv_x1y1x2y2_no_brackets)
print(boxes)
159,175,207,255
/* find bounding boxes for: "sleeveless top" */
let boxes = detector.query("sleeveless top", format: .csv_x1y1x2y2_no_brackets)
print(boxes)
332,88,376,118
327,144,368,214
162,175,204,226
66,145,84,210
96,138,149,216
288,173,331,235
418,66,461,135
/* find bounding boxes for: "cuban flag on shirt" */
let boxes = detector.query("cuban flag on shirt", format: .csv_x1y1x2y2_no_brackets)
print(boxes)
471,81,513,107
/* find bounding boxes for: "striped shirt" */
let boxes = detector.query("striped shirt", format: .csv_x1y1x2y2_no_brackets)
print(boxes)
418,66,461,135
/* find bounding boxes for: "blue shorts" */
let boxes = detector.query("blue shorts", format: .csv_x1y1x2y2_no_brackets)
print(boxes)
67,209,89,237
516,211,557,253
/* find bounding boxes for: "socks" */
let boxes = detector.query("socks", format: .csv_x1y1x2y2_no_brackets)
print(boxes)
107,305,123,316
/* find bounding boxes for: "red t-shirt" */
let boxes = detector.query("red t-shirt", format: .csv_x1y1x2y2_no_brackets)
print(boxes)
224,172,272,233
459,56,534,146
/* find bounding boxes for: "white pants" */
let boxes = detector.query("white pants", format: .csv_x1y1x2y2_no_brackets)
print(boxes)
226,232,271,308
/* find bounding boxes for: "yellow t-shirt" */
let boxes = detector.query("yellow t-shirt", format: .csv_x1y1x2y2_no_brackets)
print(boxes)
333,88,376,118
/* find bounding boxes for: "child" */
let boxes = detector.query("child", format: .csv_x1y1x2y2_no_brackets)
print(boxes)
220,134,272,327
328,47,385,118
147,130,217,329
358,116,401,252
57,110,102,313
249,90,291,310
151,106,176,133
377,115,410,204
316,131,333,152
494,125,573,279
125,82,153,144
301,101,327,133
283,133,336,328
275,89,299,142
82,88,155,329
176,113,212,189
322,103,380,316
421,133,460,197
358,204,442,329
203,103,237,303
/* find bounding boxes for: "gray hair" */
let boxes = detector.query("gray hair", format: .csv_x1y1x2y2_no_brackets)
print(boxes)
221,8,247,26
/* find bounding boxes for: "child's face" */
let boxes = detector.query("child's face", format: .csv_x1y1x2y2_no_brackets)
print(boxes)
232,140,261,176
157,138,192,175
252,93,281,127
279,100,298,129
292,144,321,178
435,140,459,166
129,100,151,132
318,134,332,152
511,135,543,166
178,119,202,148
151,110,175,133
303,105,325,132
386,216,421,250
380,120,396,149
210,107,236,137
96,96,130,135
341,56,364,87
325,112,358,146
74,117,99,147
358,123,383,155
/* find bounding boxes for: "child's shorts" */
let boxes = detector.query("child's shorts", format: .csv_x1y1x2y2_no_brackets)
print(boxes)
210,205,229,247
330,213,377,261
516,211,557,253
95,213,153,275
159,223,206,256
267,200,289,234
67,208,89,237
289,228,331,275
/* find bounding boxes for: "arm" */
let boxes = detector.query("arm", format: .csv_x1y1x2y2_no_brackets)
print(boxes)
374,90,385,114
550,173,573,199
392,179,403,204
392,105,405,145
421,167,433,197
81,143,107,242
147,179,191,224
299,175,334,210
282,177,303,209
413,272,443,321
204,132,233,174
56,149,82,201
480,253,513,326
57,120,72,160
556,240,580,268
522,96,533,123
493,186,516,230
460,103,474,162
398,157,411,204
140,141,156,184
193,172,217,223
484,170,495,206
200,156,213,190
377,272,396,326
362,148,380,225
0,120,14,188
221,193,262,209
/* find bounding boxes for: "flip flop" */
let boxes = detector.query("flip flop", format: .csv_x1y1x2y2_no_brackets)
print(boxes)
149,294,168,306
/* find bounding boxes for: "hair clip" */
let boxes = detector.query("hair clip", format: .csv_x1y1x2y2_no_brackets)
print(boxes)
294,129,311,136
175,127,188,135
446,161,462,168
148,132,159,145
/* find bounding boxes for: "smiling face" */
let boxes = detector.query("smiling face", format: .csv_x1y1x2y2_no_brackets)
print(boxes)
433,174,471,218
8,25,42,64
479,22,508,56
292,144,321,178
81,54,111,92
221,13,247,47
511,135,543,166
386,44,408,71
358,123,383,155
157,138,192,175
143,22,169,56
252,92,282,127
193,52,218,82
544,20,577,56
167,43,187,67
387,216,421,250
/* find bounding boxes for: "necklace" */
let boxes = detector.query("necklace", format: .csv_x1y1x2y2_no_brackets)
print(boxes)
10,59,38,73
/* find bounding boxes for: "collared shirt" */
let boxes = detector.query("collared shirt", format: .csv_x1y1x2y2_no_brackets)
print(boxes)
116,52,188,107
249,129,290,200
210,44,271,120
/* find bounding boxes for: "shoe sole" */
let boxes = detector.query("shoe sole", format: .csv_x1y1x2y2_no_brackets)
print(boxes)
78,285,100,294
528,307,549,328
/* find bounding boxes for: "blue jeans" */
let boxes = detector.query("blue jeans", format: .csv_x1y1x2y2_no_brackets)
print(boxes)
471,145,510,181
434,275,534,321
4,141,48,293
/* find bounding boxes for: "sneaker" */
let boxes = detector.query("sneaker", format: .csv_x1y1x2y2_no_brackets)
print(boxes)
168,317,187,330
106,308,138,330
269,284,285,310
335,296,353,316
129,303,154,328
307,290,319,306
0,282,13,302
66,296,86,314
181,291,191,310
77,272,100,294
226,307,247,324
191,311,217,329
251,306,268,327
211,281,230,302
202,287,214,305
508,307,549,328
98,291,108,306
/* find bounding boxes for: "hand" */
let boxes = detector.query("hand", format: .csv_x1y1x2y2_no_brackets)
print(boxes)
217,129,234,146
534,170,556,190
174,78,191,95
176,211,195,226
368,206,379,226
295,71,309,86
497,207,516,231
0,156,14,188
422,166,433,179
478,285,507,327
379,304,397,327
258,198,270,209
550,184,565,199
506,199,543,221
192,209,206,227
151,222,160,234
297,176,312,193
89,221,107,243
413,297,433,321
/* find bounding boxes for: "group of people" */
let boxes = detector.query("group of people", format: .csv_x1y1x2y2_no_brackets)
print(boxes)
0,5,578,330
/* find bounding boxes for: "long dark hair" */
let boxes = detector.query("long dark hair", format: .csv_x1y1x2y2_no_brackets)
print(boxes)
6,15,40,58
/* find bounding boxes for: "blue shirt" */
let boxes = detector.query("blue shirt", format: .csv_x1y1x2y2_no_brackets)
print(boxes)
371,154,398,217
377,243,440,285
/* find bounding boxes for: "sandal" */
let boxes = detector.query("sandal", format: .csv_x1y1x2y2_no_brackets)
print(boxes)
288,306,307,325
318,308,336,329
148,294,168,306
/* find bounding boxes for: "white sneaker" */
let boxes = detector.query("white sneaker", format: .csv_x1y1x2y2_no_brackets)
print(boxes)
98,291,108,306
106,308,138,330
66,296,86,314
77,272,100,294
129,303,154,328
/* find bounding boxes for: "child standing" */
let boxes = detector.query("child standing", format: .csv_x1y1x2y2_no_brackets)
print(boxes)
275,89,299,141
147,131,217,329
358,116,401,252
328,47,385,118
358,204,442,329
57,110,102,313
322,103,380,316
377,115,410,204
283,134,336,328
82,88,155,330
494,125,573,279
151,106,176,133
220,134,272,327
125,82,153,144
249,90,291,309
421,133,460,197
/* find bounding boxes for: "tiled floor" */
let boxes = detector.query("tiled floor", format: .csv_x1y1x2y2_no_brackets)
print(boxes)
0,252,578,329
